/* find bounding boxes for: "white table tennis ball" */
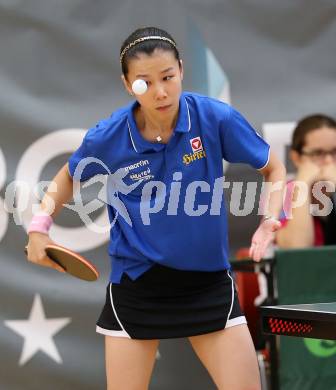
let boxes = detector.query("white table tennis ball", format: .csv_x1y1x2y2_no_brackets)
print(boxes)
132,79,148,95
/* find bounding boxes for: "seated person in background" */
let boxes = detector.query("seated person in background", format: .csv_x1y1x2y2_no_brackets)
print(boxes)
276,114,336,248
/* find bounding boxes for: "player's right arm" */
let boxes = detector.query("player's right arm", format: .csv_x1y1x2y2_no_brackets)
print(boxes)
26,162,75,272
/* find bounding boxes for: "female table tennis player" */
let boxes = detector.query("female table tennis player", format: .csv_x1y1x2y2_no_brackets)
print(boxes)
26,27,286,390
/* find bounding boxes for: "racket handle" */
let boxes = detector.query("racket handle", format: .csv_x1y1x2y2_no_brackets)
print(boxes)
24,245,66,272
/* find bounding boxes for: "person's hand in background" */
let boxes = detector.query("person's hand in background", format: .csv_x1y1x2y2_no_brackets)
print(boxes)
295,159,321,187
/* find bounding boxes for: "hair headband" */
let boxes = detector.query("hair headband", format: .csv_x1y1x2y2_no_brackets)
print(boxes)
120,36,177,64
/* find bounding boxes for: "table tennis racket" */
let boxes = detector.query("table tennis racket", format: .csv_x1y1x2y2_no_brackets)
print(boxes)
24,244,99,282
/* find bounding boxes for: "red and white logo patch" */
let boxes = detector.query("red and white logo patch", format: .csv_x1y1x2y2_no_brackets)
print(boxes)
190,137,203,153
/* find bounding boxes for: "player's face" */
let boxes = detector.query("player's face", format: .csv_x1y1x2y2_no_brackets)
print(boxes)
299,127,336,167
122,49,183,117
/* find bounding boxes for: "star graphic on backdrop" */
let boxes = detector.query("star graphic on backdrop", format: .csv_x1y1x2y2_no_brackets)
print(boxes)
4,294,71,366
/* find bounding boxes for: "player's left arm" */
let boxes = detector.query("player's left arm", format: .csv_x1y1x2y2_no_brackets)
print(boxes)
258,151,286,219
249,151,286,261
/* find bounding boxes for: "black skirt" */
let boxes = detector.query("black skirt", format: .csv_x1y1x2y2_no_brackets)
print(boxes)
96,264,246,340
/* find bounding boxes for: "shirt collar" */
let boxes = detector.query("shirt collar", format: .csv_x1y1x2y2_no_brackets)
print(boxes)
127,92,191,153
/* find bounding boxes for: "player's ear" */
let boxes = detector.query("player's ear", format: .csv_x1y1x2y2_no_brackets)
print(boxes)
179,59,184,81
121,74,133,96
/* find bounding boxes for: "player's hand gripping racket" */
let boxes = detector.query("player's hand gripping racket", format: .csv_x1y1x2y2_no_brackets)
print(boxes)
24,244,99,282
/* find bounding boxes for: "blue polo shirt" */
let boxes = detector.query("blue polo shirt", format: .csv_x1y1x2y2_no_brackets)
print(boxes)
68,92,270,283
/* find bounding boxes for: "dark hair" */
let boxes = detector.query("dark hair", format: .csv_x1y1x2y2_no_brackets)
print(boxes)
120,27,180,77
291,114,336,153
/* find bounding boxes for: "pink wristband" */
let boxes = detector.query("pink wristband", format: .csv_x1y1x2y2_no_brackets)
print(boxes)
28,213,53,235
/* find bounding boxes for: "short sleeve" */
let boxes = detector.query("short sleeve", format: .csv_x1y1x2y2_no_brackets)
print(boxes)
68,119,110,181
220,106,270,169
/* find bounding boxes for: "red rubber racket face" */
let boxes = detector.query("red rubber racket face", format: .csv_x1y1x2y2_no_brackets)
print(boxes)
45,244,99,282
